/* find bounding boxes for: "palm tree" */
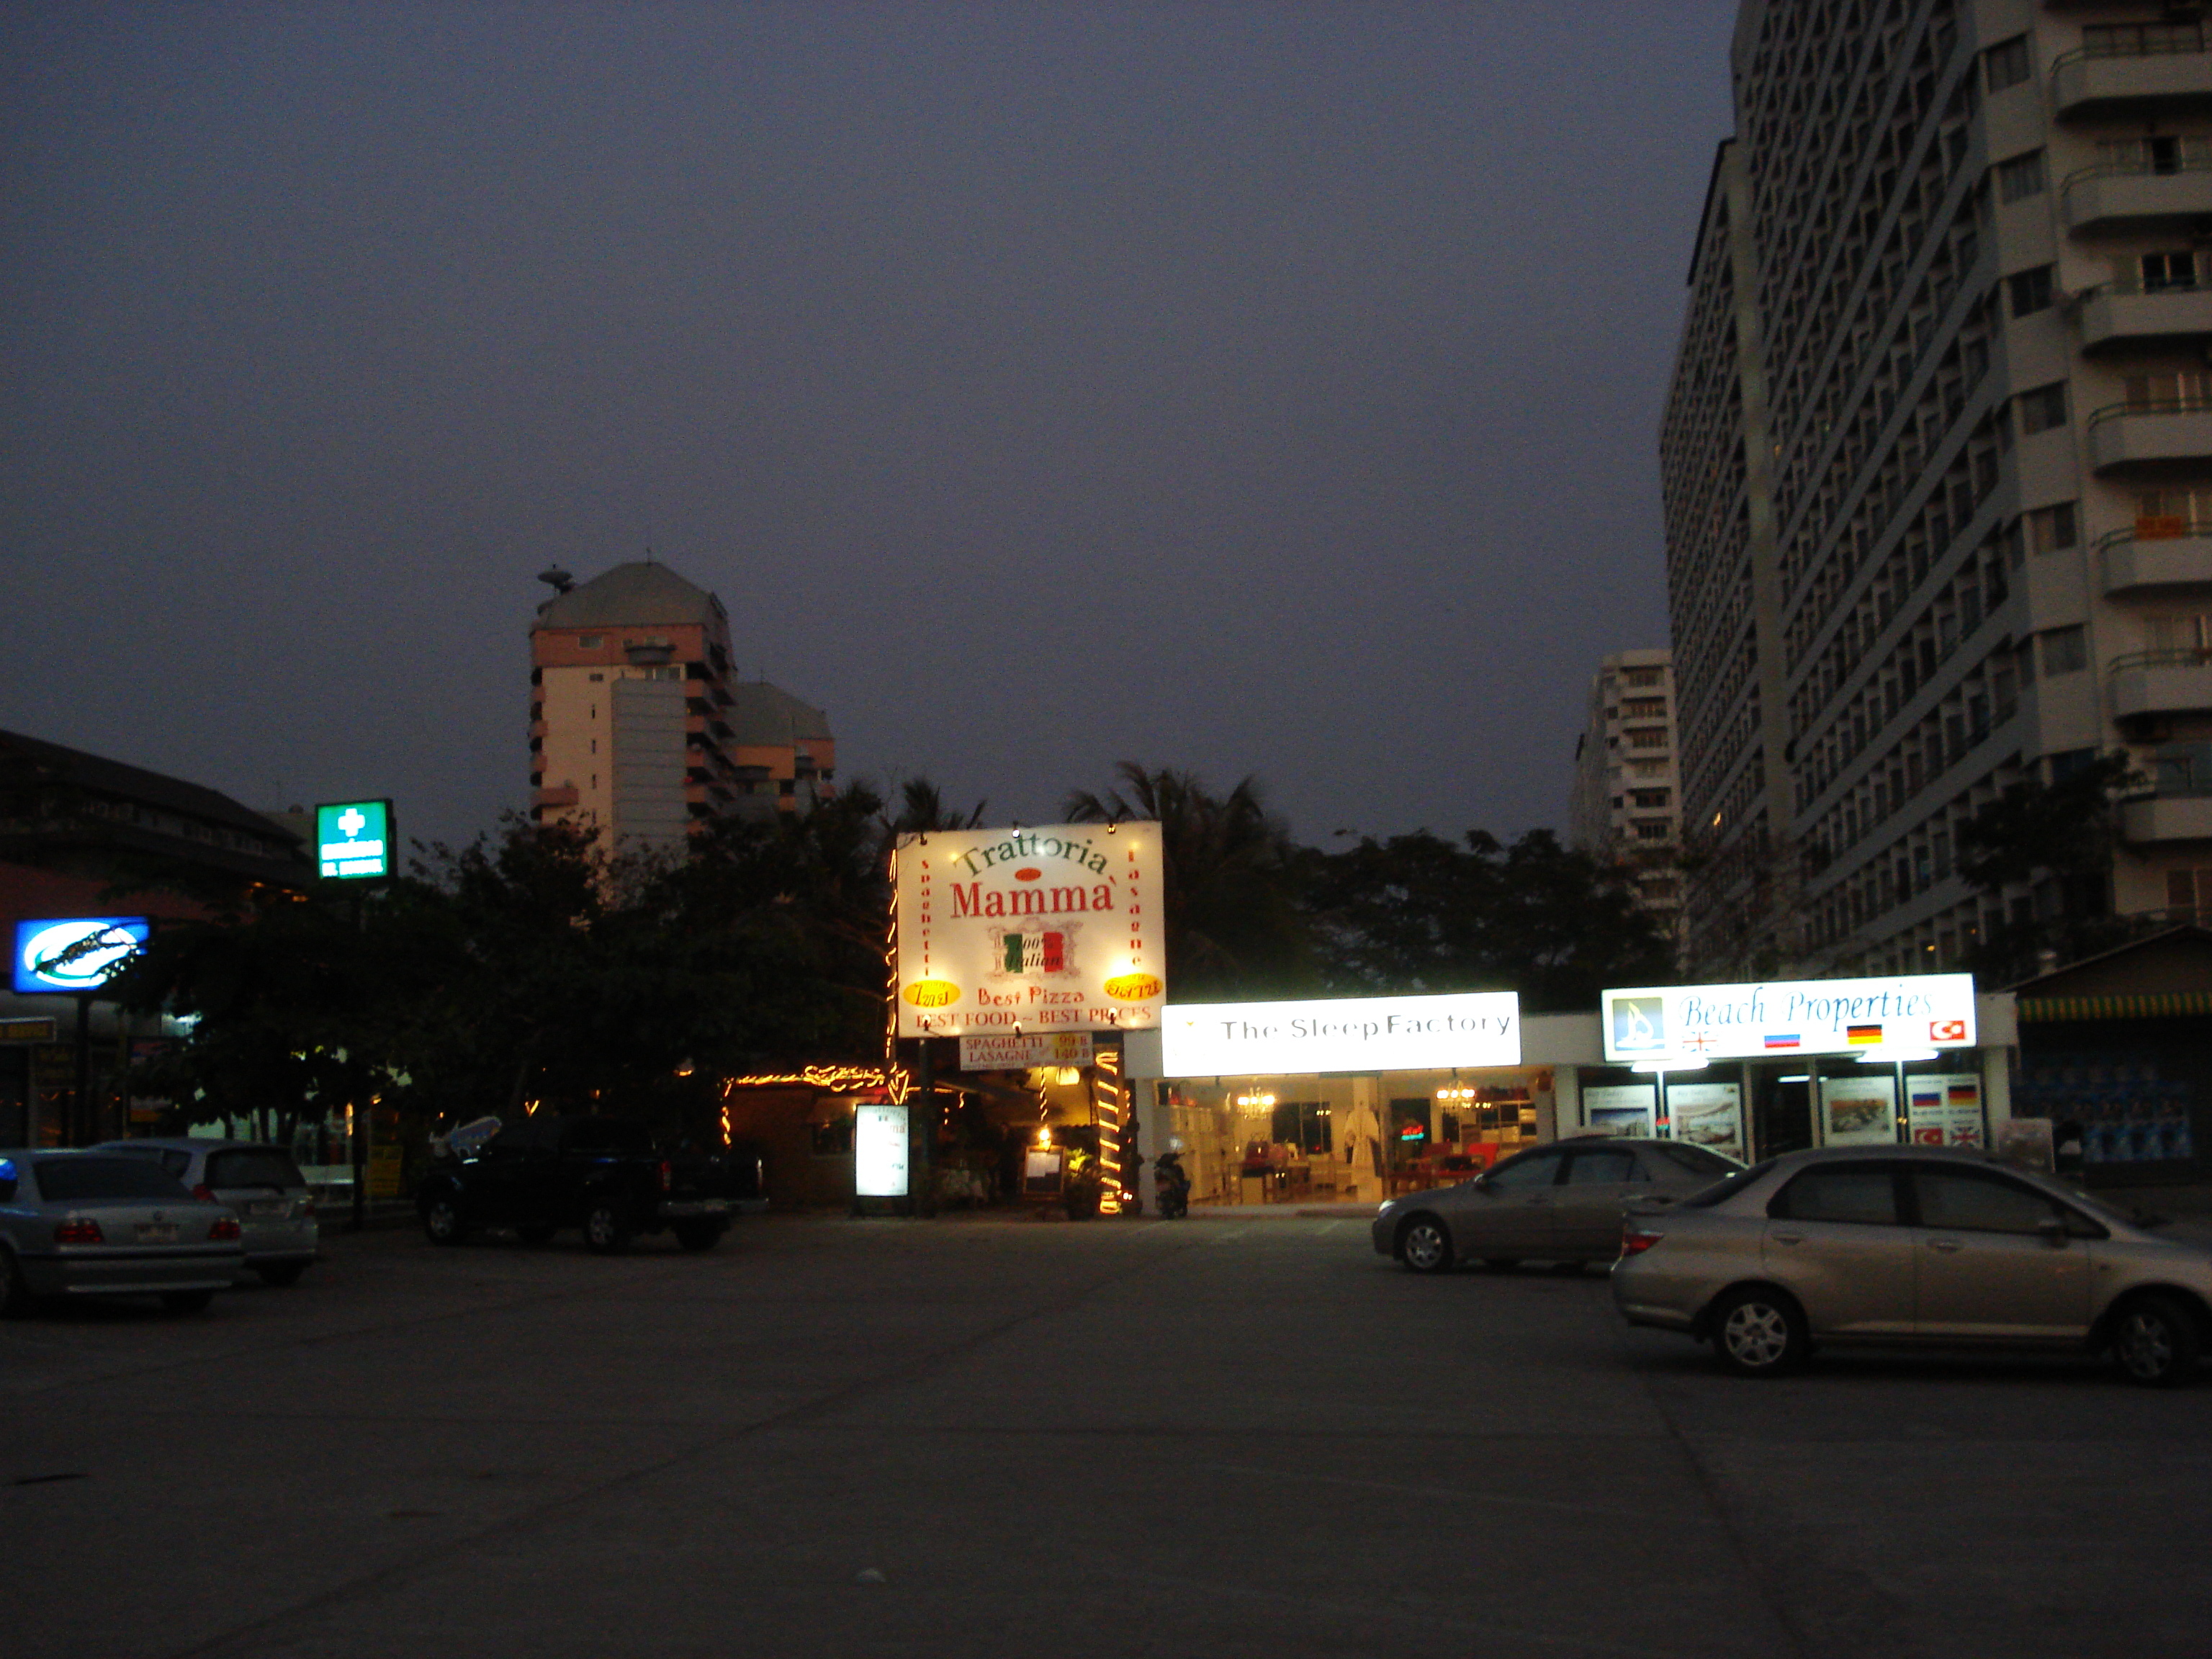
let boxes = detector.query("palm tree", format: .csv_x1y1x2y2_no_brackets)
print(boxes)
1063,763,1313,998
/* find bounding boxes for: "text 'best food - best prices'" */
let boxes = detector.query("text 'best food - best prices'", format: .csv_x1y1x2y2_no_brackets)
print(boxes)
893,822,1165,1037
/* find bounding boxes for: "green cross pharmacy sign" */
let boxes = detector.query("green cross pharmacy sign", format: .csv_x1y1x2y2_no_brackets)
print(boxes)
316,799,395,881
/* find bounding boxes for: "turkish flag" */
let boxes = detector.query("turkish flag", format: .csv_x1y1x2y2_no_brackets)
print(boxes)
1929,1019,1966,1043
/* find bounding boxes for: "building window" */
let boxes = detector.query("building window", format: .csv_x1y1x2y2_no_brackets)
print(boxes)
2041,626,2088,675
1622,667,1665,688
1629,788,1671,808
2025,501,2078,553
2123,370,2212,410
1621,697,1668,718
2146,613,2211,655
1997,150,2047,203
1632,820,1670,841
2046,748,2098,783
2141,251,2209,293
1625,727,1669,750
579,635,602,648
1984,35,2033,92
2008,265,2054,318
2017,382,2068,436
2085,22,2208,58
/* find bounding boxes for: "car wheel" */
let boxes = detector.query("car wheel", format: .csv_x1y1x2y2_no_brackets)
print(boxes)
1483,1257,1521,1272
254,1262,307,1287
0,1249,37,1318
421,1196,469,1246
673,1220,725,1252
583,1203,632,1255
2111,1293,2203,1388
1396,1214,1453,1274
516,1225,558,1246
1709,1287,1809,1377
161,1290,215,1315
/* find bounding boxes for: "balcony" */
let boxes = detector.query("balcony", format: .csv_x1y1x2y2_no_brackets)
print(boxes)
2110,647,2212,719
2052,39,2212,120
2062,159,2212,233
2079,278,2212,351
2100,525,2212,594
2121,796,2212,843
2087,398,2212,472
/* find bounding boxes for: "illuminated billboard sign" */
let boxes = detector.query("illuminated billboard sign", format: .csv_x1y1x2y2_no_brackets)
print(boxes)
1160,992,1521,1076
1600,973,1977,1064
316,799,394,881
853,1103,910,1197
13,917,151,995
893,823,1164,1038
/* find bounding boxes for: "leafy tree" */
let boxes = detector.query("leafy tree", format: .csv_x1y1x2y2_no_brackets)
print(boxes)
1063,763,1314,998
1956,752,2141,982
1301,828,1674,1012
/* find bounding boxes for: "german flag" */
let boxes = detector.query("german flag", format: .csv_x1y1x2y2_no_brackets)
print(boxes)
1847,1024,1884,1045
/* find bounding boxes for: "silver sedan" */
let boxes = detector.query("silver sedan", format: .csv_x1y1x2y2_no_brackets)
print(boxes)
95,1138,319,1285
1372,1137,1745,1272
0,1150,246,1315
1611,1146,2212,1385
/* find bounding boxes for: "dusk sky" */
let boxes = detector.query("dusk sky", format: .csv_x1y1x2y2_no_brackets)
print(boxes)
3,3,1740,854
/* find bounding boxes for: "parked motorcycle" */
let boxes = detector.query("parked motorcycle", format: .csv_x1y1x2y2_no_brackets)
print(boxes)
1153,1148,1191,1219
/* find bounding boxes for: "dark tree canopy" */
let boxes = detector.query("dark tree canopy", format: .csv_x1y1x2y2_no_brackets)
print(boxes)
1300,828,1676,1013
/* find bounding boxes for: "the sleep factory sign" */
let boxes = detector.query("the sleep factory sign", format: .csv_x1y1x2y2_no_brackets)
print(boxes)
893,822,1164,1038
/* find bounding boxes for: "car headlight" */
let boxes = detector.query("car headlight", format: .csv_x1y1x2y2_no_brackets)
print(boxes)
1377,1200,1395,1216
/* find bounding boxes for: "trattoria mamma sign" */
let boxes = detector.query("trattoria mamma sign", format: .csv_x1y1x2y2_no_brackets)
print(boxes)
1601,973,1977,1064
893,822,1164,1038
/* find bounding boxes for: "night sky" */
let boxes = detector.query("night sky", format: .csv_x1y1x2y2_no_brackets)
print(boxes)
2,3,1737,855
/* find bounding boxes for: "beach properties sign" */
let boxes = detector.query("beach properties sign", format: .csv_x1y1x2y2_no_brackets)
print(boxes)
1601,973,1977,1064
894,823,1164,1038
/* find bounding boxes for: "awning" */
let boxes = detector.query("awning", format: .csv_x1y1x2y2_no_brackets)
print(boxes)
2017,991,2212,1022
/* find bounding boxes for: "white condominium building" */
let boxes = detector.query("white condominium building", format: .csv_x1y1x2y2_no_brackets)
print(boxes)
1568,648,1686,945
1661,0,2212,978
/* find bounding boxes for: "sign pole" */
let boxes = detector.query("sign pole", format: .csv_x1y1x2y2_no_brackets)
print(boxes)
914,1038,935,1218
71,993,93,1147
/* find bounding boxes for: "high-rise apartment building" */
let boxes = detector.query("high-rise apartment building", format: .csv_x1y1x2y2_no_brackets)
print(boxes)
1568,648,1686,945
1661,0,2212,978
529,561,835,852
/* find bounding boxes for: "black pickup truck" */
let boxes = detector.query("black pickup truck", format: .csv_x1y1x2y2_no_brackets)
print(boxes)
416,1115,763,1254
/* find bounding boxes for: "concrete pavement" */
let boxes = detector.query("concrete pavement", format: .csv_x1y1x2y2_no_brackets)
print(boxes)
2,1213,2206,1658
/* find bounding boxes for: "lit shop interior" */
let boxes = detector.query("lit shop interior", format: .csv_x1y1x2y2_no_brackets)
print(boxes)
1568,1051,1992,1160
1155,1068,1552,1205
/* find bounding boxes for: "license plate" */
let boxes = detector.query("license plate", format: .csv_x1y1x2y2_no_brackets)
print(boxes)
248,1200,286,1216
136,1223,178,1244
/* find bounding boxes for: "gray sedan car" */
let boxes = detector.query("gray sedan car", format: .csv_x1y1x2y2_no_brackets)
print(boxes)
96,1138,319,1285
0,1150,246,1315
1611,1146,2212,1385
1373,1137,1745,1272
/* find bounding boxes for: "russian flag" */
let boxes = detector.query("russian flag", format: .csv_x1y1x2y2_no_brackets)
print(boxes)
1764,1033,1800,1048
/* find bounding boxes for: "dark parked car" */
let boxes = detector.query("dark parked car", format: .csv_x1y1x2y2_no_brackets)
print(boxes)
415,1115,761,1254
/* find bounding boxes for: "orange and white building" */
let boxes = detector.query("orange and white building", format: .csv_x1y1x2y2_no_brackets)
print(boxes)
529,561,835,850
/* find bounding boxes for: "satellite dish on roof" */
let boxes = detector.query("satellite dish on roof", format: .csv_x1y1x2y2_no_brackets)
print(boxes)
536,565,575,594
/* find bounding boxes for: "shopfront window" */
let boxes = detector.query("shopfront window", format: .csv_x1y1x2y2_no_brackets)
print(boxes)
1159,1067,1545,1206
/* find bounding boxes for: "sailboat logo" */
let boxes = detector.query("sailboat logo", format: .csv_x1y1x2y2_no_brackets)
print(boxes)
1611,996,1667,1055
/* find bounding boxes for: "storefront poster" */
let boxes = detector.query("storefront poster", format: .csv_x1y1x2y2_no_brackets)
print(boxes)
1905,1074,1984,1148
1581,1084,1655,1138
1820,1074,1897,1146
1668,1082,1745,1160
894,824,1164,1038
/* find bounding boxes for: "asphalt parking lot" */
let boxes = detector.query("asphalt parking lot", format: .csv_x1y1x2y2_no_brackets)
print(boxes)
3,1212,2208,1659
